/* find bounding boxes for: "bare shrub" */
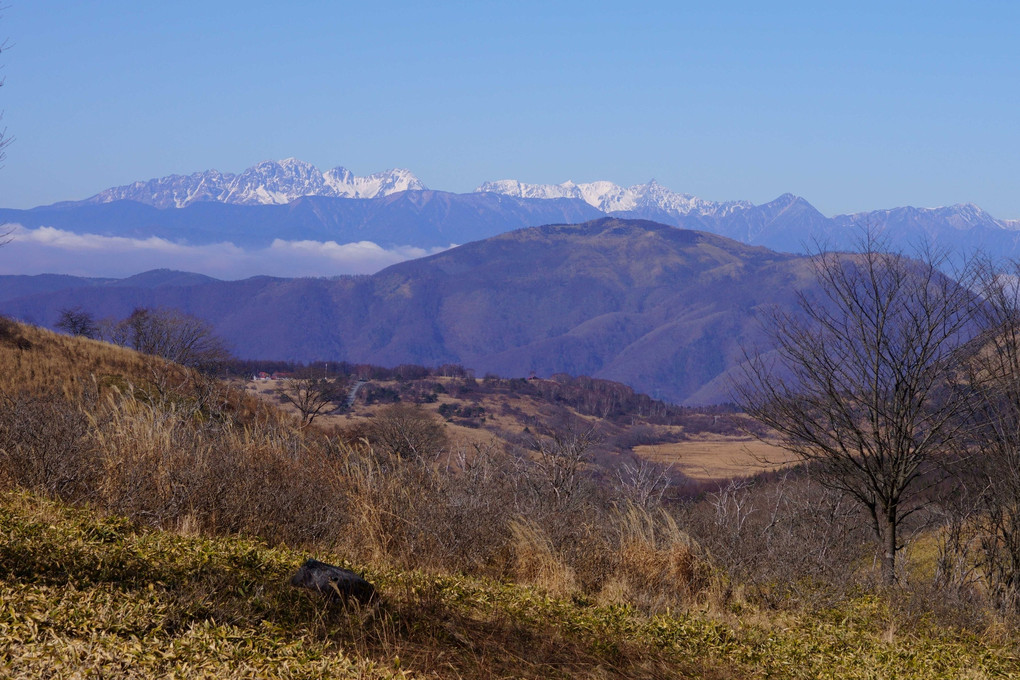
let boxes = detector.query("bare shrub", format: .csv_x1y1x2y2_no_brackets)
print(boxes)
0,392,97,499
612,458,675,510
366,402,447,460
925,482,985,602
684,472,871,607
436,442,518,572
516,425,601,516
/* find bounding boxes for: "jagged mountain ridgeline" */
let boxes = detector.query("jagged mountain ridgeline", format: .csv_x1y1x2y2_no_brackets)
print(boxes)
0,190,604,250
68,158,428,208
0,218,819,404
4,159,1017,403
4,158,1019,255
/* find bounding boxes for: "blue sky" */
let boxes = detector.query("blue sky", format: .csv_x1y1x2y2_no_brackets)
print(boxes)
1,1,1018,217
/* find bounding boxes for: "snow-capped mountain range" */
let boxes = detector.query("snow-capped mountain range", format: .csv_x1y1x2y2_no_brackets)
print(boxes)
15,158,1019,261
81,158,426,209
836,202,1020,233
78,159,756,219
476,178,751,217
71,158,1019,233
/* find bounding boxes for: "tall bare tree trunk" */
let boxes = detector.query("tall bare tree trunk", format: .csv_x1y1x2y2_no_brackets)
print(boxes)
881,511,897,586
736,228,979,589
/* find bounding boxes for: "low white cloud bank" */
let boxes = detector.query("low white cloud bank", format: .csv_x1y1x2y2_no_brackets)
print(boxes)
0,224,451,279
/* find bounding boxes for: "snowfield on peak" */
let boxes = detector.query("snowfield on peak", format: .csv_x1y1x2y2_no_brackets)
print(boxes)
37,160,1020,256
476,178,750,217
84,159,427,209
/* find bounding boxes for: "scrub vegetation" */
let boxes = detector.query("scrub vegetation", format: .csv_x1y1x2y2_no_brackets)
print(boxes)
2,317,1020,677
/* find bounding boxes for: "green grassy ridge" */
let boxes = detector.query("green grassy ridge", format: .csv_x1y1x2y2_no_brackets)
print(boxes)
0,491,692,678
0,494,403,679
2,492,1018,678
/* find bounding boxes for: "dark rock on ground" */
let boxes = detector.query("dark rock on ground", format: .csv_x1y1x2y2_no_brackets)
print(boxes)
289,558,377,604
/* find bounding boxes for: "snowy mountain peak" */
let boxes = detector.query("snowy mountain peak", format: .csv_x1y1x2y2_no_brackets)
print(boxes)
324,166,355,185
476,177,751,218
84,160,427,208
71,163,1017,240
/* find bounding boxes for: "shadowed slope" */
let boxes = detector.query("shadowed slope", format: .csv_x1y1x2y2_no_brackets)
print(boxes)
0,218,819,403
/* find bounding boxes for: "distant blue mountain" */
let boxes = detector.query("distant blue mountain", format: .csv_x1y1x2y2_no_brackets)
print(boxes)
5,159,1017,257
0,191,605,249
0,218,820,404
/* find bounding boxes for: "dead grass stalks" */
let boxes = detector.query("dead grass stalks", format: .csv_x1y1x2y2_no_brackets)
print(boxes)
603,503,711,611
509,519,578,597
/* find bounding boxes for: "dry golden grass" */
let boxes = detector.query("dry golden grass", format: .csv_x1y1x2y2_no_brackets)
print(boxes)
0,322,155,399
509,519,578,597
634,436,800,481
602,505,712,611
6,320,1020,677
0,321,277,429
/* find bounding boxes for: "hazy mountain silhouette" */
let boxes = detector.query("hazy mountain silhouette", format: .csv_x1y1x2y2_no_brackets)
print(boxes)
0,218,822,403
0,191,604,249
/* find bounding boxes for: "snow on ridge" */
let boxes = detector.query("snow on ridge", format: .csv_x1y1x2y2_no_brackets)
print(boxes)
838,202,1016,232
86,160,427,208
77,162,1016,233
476,178,749,217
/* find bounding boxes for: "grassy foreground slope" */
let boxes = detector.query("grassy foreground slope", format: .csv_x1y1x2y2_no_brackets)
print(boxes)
3,491,1017,679
1,321,1019,677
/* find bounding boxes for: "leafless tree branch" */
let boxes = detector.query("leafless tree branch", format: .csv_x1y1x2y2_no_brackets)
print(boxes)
735,227,980,584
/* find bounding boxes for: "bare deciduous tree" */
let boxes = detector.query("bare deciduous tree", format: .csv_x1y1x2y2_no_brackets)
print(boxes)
736,231,979,584
278,376,345,427
958,258,1020,608
55,306,98,339
367,402,448,460
120,307,230,369
98,307,232,409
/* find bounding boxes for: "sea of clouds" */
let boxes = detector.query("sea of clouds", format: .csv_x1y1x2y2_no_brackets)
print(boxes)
0,225,451,279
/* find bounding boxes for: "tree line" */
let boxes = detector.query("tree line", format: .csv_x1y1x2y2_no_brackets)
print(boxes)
56,306,230,370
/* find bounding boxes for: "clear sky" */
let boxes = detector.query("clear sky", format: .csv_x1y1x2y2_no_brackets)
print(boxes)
1,1,1018,218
